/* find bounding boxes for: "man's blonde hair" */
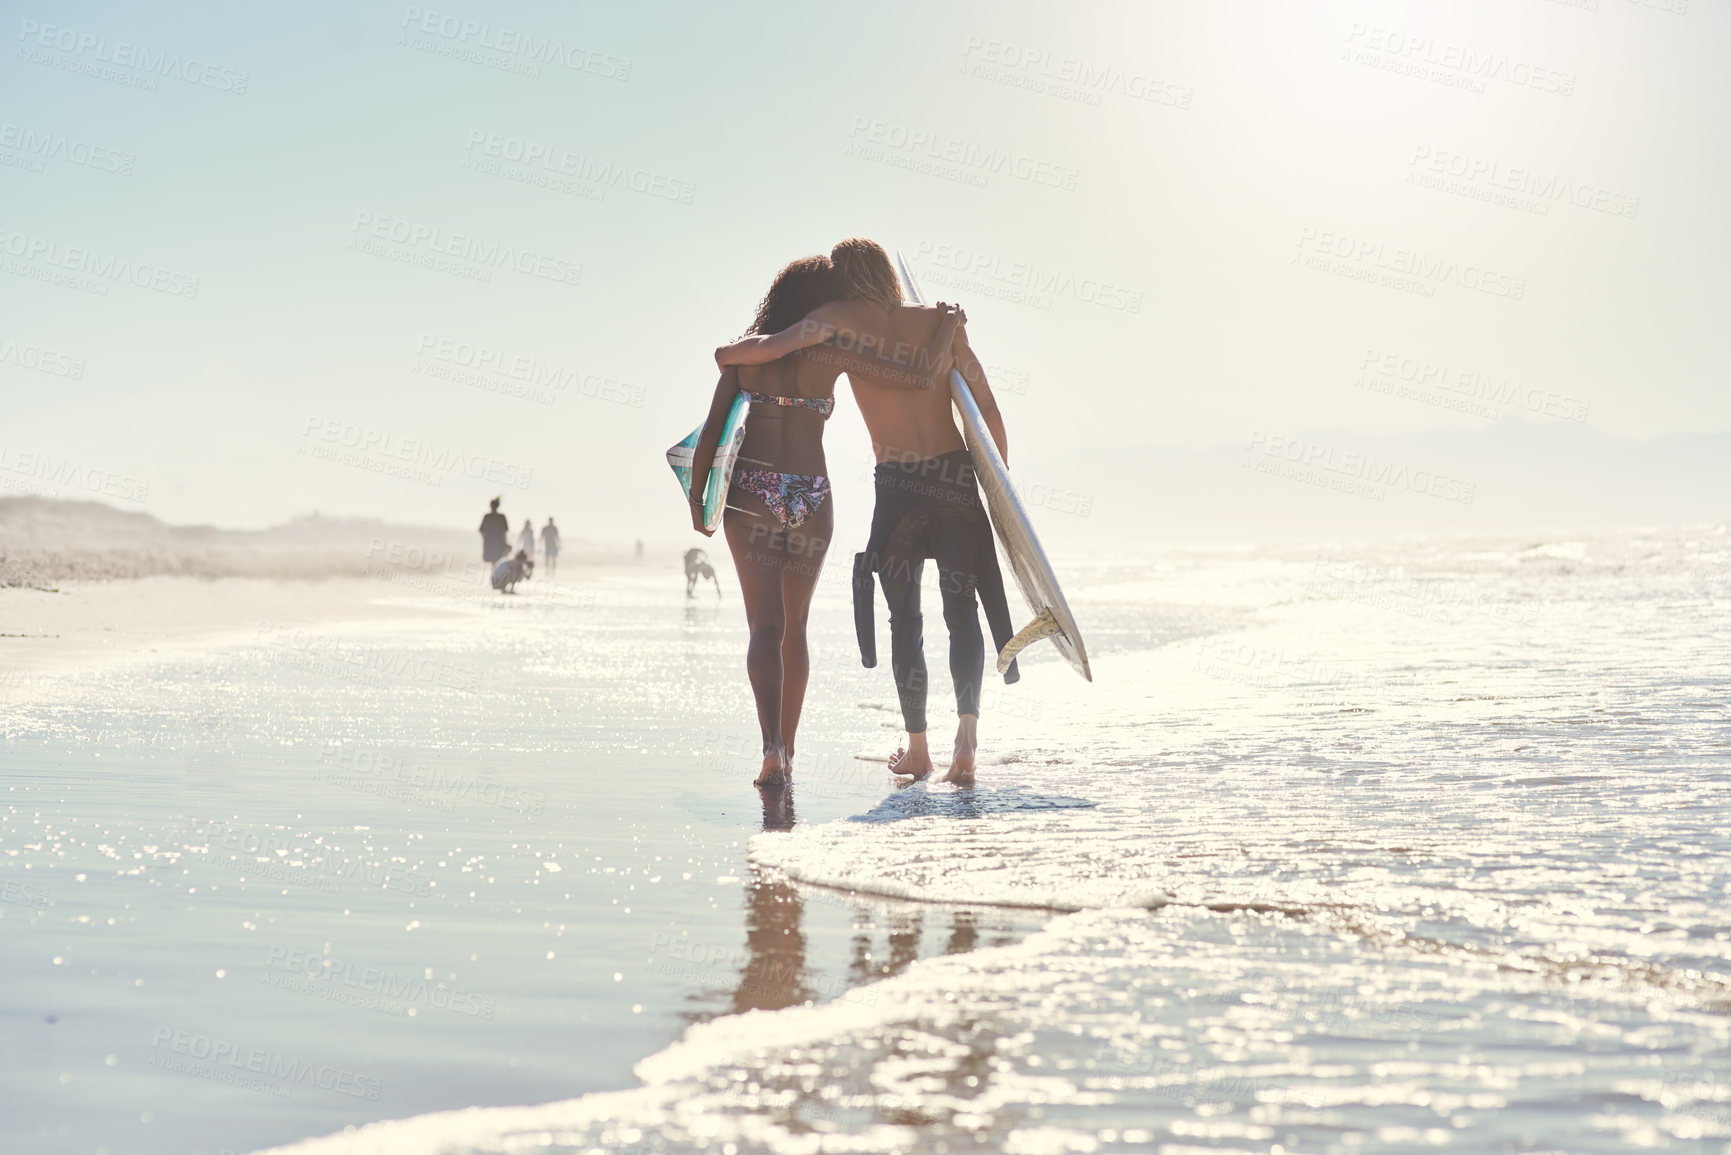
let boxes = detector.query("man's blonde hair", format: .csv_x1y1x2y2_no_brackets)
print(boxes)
830,237,903,309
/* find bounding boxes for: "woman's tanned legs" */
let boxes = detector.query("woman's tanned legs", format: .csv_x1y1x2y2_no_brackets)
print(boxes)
773,500,832,765
724,506,790,785
724,498,832,787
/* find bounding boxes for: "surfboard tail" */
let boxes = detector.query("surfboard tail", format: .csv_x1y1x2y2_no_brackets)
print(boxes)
897,250,1093,684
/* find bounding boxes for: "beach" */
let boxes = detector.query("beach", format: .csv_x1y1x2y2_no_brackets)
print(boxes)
2,524,1727,1154
7,1,1728,1148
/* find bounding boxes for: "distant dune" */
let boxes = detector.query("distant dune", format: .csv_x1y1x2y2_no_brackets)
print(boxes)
0,498,577,586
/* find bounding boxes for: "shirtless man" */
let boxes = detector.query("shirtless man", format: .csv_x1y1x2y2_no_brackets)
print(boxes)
716,238,1018,785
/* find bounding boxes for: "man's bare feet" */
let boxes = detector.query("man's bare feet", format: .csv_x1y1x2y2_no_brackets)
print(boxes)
888,732,934,779
755,746,788,789
940,715,979,786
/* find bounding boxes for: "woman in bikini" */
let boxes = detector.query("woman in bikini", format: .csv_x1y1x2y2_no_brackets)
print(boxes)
689,255,960,788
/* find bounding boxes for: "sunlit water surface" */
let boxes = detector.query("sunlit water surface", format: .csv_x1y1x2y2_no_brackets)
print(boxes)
2,530,1728,1155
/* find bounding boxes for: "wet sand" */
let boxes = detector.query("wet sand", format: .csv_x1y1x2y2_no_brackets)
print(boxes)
2,528,1728,1155
2,577,450,691
0,553,1046,1154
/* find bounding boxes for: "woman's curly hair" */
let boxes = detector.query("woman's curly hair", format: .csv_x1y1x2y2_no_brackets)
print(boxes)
747,255,843,335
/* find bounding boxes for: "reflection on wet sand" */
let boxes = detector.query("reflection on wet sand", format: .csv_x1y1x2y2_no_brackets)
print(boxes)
759,782,795,832
706,786,1031,1022
652,786,1047,1140
849,907,921,988
731,870,813,1014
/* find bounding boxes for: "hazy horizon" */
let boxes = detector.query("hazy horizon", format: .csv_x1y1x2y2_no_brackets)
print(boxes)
4,0,1726,547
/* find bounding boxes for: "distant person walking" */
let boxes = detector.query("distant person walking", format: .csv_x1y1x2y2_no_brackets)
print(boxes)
479,497,510,565
518,519,535,558
542,517,561,578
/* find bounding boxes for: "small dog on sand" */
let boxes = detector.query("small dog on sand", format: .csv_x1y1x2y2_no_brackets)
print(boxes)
684,548,719,598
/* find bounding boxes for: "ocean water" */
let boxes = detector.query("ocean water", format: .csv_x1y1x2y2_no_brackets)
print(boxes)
2,530,1729,1155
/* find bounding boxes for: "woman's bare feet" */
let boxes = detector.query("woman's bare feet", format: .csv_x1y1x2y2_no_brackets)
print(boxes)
756,745,788,789
888,732,934,779
940,715,979,786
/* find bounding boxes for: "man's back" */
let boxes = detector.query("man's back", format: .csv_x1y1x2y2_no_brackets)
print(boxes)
821,300,976,464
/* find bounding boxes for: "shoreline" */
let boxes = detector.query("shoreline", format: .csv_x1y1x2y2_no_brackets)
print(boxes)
0,556,674,690
0,574,473,687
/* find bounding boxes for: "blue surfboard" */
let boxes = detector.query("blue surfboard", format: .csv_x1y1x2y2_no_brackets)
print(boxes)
667,393,747,534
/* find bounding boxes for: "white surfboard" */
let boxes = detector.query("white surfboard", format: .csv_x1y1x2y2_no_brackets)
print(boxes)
895,251,1092,681
667,393,747,534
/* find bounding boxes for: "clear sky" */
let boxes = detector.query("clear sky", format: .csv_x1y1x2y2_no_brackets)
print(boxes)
2,0,1726,542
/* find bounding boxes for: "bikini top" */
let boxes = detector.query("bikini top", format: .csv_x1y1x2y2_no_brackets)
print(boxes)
744,391,834,419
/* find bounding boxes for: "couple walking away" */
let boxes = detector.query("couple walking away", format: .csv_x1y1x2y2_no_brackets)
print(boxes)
687,238,1019,791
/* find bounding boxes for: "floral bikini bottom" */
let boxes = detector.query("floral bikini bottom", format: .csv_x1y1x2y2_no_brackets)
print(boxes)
731,469,832,529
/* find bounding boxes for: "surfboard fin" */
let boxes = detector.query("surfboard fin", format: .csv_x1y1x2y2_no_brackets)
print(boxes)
997,608,1066,674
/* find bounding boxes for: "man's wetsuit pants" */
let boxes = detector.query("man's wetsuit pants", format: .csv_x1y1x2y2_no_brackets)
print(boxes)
853,449,1018,734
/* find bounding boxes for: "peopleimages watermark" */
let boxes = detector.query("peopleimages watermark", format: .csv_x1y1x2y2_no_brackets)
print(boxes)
1308,551,1540,628
1243,430,1477,505
263,945,498,1020
398,6,630,81
844,116,1080,191
1,876,51,909
299,414,534,491
185,815,439,899
1191,636,1394,705
149,1026,381,1099
0,446,148,503
1342,24,1576,97
699,733,878,798
347,210,582,289
1093,1053,1274,1106
647,930,877,1007
187,818,342,896
984,362,1030,396
912,239,1143,314
793,324,956,391
1294,226,1525,303
314,740,546,817
958,36,1192,111
257,619,485,697
0,121,134,176
462,130,694,204
1099,999,1442,1086
1010,474,1093,518
0,667,62,701
0,335,85,380
359,537,600,609
360,537,599,608
413,334,645,408
1354,347,1589,423
1407,146,1639,220
16,19,250,94
0,226,200,298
